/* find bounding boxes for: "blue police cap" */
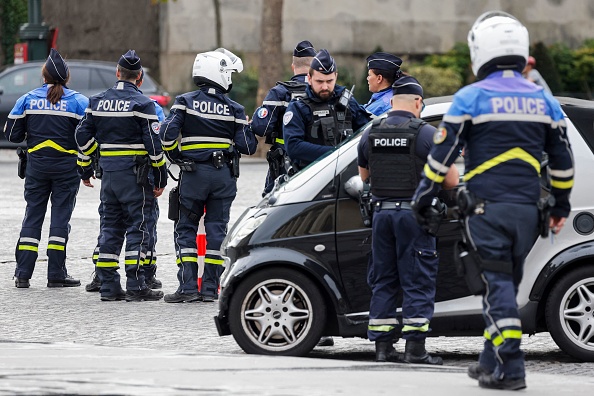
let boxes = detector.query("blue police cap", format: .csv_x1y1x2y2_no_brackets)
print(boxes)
45,48,69,83
392,75,424,98
311,49,336,74
118,49,142,71
366,52,402,73
293,40,316,57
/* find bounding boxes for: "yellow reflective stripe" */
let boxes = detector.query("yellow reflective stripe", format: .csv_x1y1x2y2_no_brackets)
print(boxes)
181,143,231,150
96,261,119,267
275,138,284,144
368,325,395,332
47,244,65,251
402,324,430,333
163,141,178,151
181,256,198,263
18,245,38,252
100,150,148,156
77,160,92,167
463,147,540,182
204,258,224,265
423,164,445,183
151,158,166,167
143,258,157,265
125,259,144,265
83,141,99,156
483,330,492,340
28,139,77,155
491,330,522,346
551,179,574,189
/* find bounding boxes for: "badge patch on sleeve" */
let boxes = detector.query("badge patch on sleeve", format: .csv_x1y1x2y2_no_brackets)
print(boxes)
151,122,161,135
257,107,269,119
433,127,447,144
283,111,294,125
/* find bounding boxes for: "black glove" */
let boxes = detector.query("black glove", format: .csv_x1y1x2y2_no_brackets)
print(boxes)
412,197,446,236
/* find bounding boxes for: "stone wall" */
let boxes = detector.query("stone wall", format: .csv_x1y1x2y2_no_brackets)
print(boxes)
42,0,160,78
159,0,594,94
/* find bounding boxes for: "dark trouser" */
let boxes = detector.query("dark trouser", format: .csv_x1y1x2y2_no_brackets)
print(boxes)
15,165,79,280
96,169,155,295
468,202,539,381
93,197,159,278
173,163,236,296
367,207,438,342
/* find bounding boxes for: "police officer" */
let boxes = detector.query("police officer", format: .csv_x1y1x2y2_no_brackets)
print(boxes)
358,75,458,364
252,40,316,195
412,11,573,390
364,52,403,116
5,49,88,289
85,70,165,292
283,49,371,169
76,50,167,302
161,49,257,303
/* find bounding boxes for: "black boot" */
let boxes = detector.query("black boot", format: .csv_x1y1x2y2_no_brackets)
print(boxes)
85,273,101,292
375,341,403,362
468,362,492,379
479,374,526,390
403,340,443,365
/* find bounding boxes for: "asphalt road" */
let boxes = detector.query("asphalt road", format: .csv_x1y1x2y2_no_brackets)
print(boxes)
0,149,592,394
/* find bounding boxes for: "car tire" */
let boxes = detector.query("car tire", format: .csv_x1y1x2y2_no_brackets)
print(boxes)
545,265,594,361
229,268,326,356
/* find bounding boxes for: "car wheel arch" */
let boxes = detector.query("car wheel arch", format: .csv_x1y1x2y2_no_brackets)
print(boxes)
225,259,341,332
530,242,594,331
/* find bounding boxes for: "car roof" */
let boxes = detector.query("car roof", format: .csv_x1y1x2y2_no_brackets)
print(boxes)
0,60,153,74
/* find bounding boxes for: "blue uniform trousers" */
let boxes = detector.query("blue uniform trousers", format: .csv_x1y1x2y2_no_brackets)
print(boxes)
96,169,154,295
468,202,539,381
367,207,438,342
15,165,79,280
174,163,236,297
93,200,159,278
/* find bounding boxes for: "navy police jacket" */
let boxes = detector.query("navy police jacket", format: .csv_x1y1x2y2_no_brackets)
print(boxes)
284,84,370,166
251,74,308,148
414,70,574,218
160,85,257,163
5,84,88,173
75,80,167,188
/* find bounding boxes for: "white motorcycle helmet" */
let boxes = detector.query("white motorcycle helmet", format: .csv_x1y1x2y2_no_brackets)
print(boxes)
467,11,529,79
192,49,243,92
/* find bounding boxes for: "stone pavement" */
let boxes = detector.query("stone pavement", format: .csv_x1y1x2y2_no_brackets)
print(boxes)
1,151,593,394
1,341,592,395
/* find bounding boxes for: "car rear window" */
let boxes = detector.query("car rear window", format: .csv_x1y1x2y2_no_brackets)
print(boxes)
562,104,594,153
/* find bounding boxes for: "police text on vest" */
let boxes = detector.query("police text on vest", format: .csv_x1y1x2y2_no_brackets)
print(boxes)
193,101,230,115
97,100,131,112
29,99,67,111
491,97,545,115
374,138,408,147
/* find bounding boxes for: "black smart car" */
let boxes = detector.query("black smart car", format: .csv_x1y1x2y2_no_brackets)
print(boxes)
215,96,594,362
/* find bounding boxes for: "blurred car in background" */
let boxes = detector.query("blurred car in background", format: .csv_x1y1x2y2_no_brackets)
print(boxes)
0,59,170,148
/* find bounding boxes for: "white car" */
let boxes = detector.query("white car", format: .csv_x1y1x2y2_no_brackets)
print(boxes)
215,96,594,361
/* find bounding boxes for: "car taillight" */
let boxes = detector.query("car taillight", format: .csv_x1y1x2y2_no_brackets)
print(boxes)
149,94,171,107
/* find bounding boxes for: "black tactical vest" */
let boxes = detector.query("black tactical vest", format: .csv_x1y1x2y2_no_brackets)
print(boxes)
267,80,308,145
301,97,353,147
367,117,426,198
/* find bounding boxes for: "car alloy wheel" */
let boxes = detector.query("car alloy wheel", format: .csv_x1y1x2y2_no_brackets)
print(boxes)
229,268,326,356
546,265,594,361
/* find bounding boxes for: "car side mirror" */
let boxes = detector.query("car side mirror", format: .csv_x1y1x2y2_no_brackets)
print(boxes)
344,175,364,200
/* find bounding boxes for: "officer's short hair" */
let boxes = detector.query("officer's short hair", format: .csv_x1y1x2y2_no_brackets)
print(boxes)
117,64,142,82
293,56,313,69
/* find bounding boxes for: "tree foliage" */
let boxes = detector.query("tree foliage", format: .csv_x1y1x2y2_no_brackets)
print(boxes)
405,65,463,98
0,0,28,65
